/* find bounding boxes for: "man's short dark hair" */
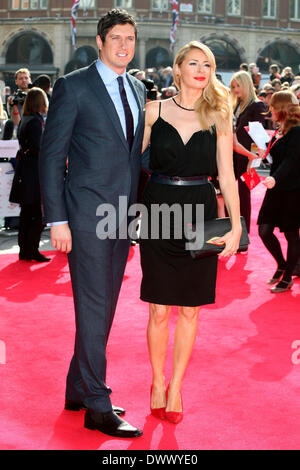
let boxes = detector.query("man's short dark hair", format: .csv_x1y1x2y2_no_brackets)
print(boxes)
240,63,249,72
33,74,51,92
97,9,137,43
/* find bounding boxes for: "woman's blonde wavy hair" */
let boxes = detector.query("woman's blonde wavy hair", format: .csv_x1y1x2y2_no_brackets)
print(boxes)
229,70,259,114
270,90,300,135
173,41,232,134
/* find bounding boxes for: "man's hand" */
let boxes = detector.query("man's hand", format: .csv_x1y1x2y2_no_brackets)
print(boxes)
50,223,72,253
7,95,14,107
10,104,20,126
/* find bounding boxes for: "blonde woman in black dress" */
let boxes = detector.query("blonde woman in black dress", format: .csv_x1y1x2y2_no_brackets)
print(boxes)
139,41,242,423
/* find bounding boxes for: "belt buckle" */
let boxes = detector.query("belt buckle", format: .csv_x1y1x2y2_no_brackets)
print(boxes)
173,176,181,182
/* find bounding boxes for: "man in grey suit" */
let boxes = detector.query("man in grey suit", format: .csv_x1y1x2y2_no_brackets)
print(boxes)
39,9,146,438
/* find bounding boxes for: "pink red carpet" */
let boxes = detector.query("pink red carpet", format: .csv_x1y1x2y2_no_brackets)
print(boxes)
0,183,299,450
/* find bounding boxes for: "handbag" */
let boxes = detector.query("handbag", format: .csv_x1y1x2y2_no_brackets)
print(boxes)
187,216,249,259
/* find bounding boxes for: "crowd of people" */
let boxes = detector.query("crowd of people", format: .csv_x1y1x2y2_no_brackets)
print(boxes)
0,7,299,438
126,60,300,109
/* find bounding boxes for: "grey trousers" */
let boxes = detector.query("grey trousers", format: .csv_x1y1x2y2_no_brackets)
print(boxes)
65,229,130,412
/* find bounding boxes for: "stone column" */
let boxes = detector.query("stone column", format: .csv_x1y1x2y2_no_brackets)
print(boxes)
53,21,72,76
138,38,146,70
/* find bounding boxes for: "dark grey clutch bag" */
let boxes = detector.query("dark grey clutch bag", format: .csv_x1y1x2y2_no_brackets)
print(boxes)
187,216,250,259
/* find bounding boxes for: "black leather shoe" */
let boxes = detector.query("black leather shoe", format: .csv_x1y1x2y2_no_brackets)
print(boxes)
84,409,142,438
31,252,51,262
65,399,125,416
112,405,126,416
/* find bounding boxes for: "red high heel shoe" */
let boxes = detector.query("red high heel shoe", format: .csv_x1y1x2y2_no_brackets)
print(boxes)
150,385,166,420
165,385,183,424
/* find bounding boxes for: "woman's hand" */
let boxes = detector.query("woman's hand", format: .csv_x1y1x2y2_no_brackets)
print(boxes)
247,160,253,174
216,227,242,258
248,151,261,162
257,148,266,159
262,176,276,189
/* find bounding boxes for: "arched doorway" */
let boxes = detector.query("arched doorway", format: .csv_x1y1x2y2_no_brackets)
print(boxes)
6,32,53,65
65,45,98,74
1,31,56,91
202,38,242,71
257,40,300,74
73,46,98,65
145,47,172,69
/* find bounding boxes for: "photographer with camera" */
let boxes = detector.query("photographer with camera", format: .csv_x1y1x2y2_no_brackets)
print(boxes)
7,68,32,127
280,67,295,87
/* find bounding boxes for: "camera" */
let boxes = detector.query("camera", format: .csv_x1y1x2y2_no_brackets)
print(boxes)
12,89,27,107
12,83,33,107
141,78,157,101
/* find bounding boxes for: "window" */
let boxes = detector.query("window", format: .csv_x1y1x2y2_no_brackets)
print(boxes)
291,0,300,19
79,0,95,9
152,0,169,11
12,0,47,8
227,0,241,15
263,0,277,18
115,0,133,8
197,0,212,13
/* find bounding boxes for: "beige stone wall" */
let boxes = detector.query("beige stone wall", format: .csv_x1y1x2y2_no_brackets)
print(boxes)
0,18,299,76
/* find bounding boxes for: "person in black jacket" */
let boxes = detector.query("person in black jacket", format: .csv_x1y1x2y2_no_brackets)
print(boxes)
230,71,266,233
257,91,300,292
9,87,50,262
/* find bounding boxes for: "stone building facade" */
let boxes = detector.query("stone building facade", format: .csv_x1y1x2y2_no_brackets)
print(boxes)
0,0,300,89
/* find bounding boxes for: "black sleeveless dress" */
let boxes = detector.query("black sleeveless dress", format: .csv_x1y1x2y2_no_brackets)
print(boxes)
139,105,219,307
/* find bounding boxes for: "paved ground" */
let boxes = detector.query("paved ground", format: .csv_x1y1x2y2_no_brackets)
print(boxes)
0,224,52,255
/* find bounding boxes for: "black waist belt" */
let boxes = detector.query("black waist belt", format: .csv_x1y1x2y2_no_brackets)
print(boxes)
150,173,210,186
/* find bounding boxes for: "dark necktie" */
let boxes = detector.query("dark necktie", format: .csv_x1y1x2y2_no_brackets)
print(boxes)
117,76,134,150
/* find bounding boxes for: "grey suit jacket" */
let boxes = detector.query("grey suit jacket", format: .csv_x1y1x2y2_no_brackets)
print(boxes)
39,61,146,233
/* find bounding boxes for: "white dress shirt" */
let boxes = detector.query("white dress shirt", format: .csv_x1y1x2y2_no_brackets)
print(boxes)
49,58,139,227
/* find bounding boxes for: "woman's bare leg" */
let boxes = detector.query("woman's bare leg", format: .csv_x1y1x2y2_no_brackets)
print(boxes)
147,303,172,409
166,306,200,412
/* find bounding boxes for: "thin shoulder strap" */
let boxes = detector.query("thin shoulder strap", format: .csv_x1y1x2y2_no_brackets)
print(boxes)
159,101,162,117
